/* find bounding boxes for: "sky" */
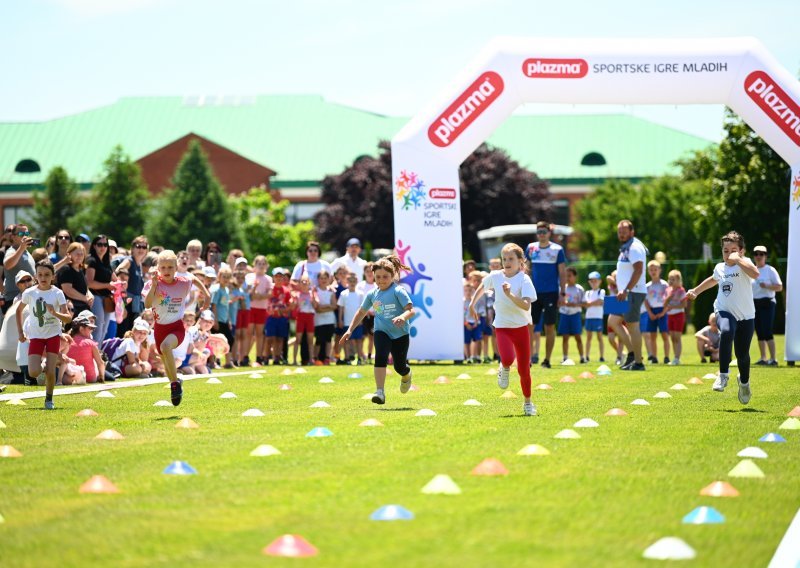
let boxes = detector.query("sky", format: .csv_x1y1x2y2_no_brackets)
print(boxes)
2,0,799,141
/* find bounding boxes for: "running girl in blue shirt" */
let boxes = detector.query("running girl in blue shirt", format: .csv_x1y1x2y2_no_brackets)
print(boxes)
341,254,415,405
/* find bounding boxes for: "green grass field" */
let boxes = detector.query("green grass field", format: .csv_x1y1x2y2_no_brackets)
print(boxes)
1,335,799,567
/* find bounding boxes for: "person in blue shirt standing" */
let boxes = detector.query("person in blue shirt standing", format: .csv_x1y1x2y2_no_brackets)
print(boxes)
341,254,415,405
525,221,566,369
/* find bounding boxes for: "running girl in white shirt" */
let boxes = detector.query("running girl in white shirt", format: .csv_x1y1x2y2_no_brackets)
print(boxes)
687,231,759,404
470,243,538,416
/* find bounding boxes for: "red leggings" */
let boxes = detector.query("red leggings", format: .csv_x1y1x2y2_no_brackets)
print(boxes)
495,326,532,397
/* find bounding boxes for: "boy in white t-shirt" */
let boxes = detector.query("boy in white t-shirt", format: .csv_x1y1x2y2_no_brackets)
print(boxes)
582,271,606,363
642,260,670,365
338,272,365,363
687,231,759,404
557,267,585,364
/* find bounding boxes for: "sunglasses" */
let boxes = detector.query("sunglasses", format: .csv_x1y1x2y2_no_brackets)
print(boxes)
18,278,33,284
134,244,148,250
57,235,71,241
753,252,766,256
536,229,549,235
17,231,30,237
96,242,109,247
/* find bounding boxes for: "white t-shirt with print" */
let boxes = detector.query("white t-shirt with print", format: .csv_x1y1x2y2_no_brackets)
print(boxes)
713,261,755,321
20,287,67,340
112,337,141,362
482,270,537,329
616,238,647,294
314,288,337,326
559,283,584,316
645,279,668,309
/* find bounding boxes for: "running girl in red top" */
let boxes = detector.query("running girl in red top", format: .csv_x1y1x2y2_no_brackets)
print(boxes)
145,250,210,406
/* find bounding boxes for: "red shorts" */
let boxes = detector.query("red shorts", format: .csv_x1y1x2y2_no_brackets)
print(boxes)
250,307,268,326
667,312,686,333
296,312,315,334
154,320,186,354
236,309,251,328
29,335,61,357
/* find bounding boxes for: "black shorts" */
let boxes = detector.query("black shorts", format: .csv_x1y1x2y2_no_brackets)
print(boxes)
531,291,559,326
314,324,335,344
362,315,375,335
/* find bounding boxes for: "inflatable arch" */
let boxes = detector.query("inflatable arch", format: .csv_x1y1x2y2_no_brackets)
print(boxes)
391,37,800,361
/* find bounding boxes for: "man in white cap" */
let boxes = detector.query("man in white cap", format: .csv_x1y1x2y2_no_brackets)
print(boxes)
331,237,367,281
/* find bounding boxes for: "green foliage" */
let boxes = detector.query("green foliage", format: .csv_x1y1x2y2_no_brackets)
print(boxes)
71,146,151,245
769,251,786,334
574,178,705,261
26,166,81,239
229,187,315,269
687,109,791,256
32,297,47,327
146,140,244,251
690,260,716,332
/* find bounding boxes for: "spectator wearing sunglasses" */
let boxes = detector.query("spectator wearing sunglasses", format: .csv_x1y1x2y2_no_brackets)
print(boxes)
751,245,783,366
86,234,121,341
115,235,149,336
2,224,36,314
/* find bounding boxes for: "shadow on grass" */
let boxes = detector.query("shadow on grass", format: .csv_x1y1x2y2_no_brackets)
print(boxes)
154,416,182,421
718,408,767,414
500,414,531,419
377,407,416,412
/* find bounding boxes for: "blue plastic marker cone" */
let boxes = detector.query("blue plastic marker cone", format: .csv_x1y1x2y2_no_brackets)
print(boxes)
682,506,725,524
163,461,198,475
306,427,333,438
370,504,415,521
759,433,786,443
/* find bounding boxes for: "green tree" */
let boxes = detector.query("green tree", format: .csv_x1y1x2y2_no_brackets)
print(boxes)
689,109,791,256
229,187,315,269
574,177,705,261
146,140,244,251
26,166,80,239
71,146,151,245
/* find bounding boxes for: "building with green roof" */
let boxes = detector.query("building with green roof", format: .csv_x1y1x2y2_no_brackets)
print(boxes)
0,95,714,228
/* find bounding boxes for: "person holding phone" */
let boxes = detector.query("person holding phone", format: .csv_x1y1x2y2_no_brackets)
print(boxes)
2,224,36,315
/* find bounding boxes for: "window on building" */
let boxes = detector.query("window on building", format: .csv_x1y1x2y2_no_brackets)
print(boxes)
285,203,325,225
551,199,570,226
3,206,33,228
580,152,606,166
14,159,41,173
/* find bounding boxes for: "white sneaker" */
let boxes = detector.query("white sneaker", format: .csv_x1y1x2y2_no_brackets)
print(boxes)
669,358,680,366
712,373,729,392
44,400,55,410
523,401,537,416
400,370,412,394
497,366,510,389
737,374,751,405
371,389,385,405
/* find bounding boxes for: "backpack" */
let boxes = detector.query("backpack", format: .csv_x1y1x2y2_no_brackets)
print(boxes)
100,337,126,363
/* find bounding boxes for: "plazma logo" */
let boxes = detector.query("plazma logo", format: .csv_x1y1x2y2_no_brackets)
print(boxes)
745,71,800,147
793,172,800,210
395,170,426,211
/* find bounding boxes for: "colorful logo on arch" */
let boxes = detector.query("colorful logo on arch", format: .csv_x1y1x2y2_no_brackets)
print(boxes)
793,172,800,210
395,170,426,211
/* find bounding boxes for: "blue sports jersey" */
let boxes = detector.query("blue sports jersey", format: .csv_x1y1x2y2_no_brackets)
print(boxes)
361,283,413,339
526,241,565,293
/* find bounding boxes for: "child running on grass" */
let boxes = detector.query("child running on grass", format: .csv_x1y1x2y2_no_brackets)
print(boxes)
16,259,71,409
145,250,210,406
341,254,414,405
686,231,759,404
470,243,538,416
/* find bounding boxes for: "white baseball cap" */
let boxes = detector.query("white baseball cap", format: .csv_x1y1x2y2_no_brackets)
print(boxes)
132,318,150,332
202,266,217,278
200,309,215,322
